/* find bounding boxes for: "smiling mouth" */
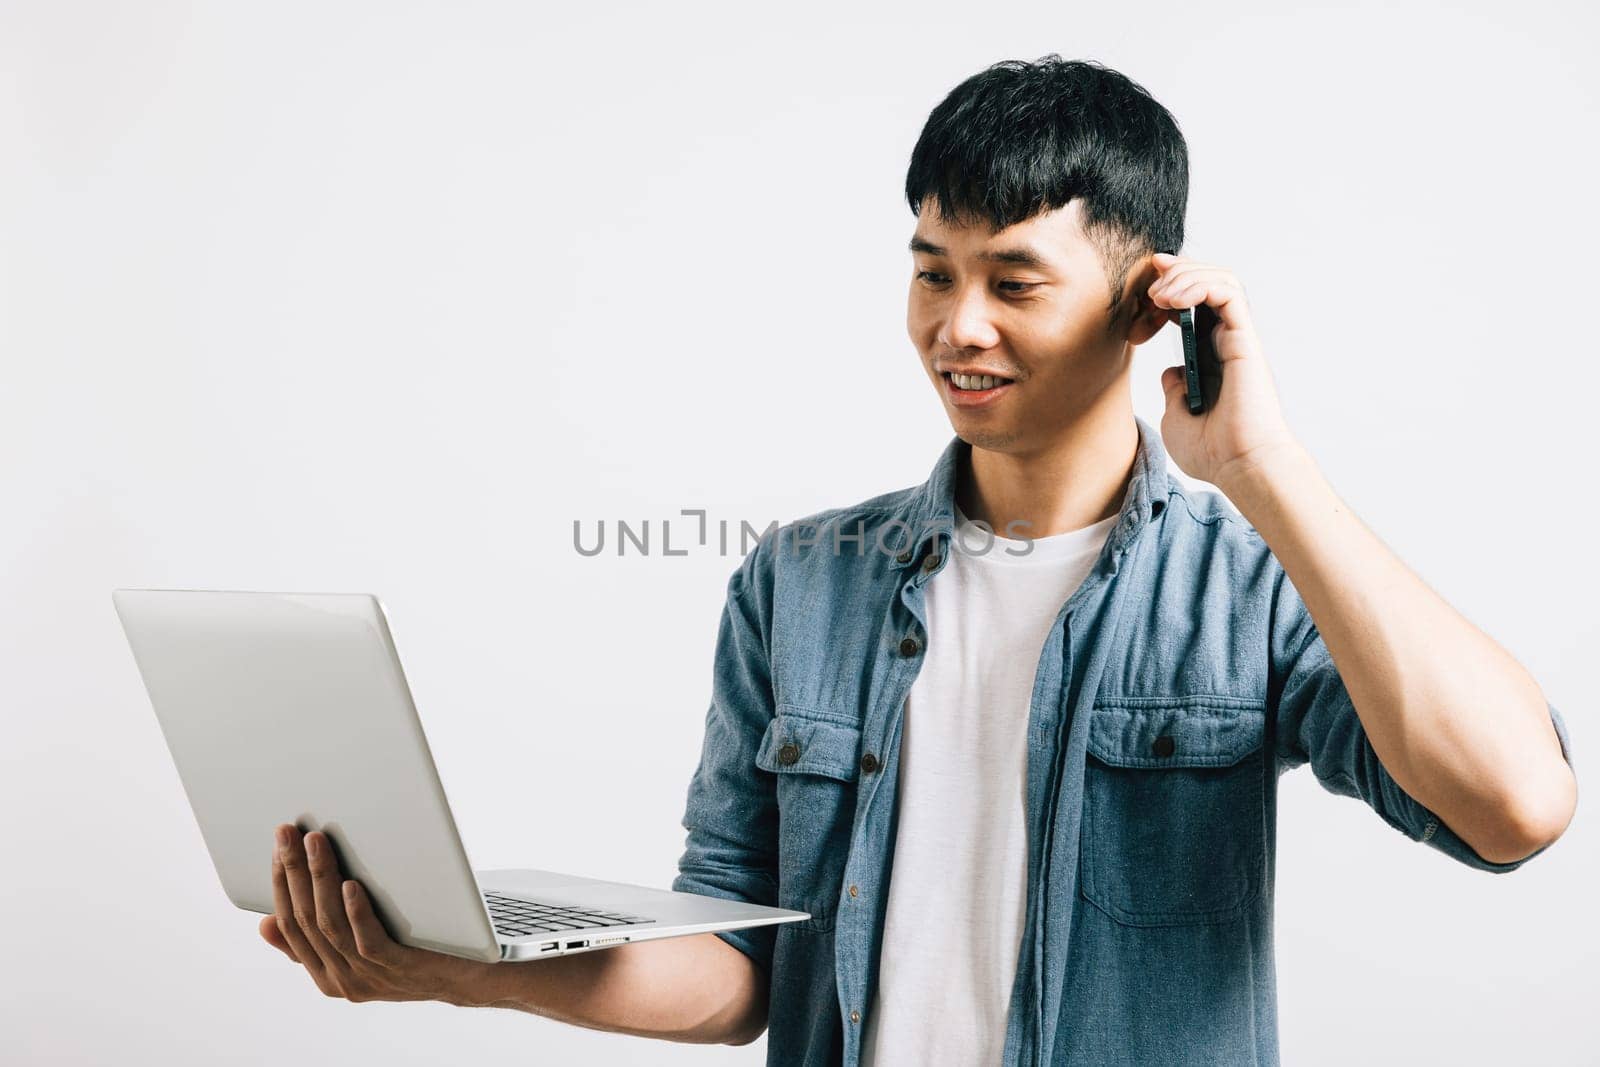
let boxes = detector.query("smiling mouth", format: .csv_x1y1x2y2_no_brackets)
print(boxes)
943,371,1015,391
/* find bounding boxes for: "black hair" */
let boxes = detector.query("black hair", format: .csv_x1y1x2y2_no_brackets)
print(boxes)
905,55,1188,324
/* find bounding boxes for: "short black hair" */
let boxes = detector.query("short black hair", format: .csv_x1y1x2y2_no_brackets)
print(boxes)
905,55,1188,324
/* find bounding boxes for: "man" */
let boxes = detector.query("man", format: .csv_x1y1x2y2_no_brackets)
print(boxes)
259,56,1576,1065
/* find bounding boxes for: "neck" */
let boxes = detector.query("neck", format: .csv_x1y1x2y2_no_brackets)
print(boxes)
956,402,1139,540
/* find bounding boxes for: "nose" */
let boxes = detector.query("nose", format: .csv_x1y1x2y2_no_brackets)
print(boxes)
937,283,1000,352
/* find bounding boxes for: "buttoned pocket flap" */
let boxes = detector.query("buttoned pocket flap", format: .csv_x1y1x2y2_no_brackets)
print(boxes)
1087,698,1265,769
755,712,862,782
1082,697,1268,925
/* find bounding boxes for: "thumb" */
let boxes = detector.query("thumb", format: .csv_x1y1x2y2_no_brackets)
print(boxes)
259,914,300,962
1161,364,1187,403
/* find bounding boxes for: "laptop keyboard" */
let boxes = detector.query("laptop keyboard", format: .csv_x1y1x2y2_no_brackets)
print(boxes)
483,891,657,938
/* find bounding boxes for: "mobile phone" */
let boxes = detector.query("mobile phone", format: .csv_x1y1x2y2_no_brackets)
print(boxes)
1178,303,1222,414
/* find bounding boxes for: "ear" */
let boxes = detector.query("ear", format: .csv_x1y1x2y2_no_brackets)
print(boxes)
1120,258,1171,347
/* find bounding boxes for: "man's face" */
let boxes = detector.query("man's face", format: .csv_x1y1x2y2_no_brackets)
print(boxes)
906,197,1157,453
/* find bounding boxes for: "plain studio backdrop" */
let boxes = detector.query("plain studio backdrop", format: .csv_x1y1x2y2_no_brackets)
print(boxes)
3,2,1595,1064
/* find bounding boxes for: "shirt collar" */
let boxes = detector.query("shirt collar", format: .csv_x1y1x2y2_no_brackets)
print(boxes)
901,414,1172,573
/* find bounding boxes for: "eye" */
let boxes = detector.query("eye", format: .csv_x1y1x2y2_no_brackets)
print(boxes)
914,271,1038,296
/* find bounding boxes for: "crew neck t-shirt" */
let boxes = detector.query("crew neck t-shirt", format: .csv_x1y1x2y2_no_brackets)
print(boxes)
860,503,1119,1066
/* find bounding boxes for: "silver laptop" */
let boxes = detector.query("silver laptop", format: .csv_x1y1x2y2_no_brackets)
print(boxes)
112,588,808,963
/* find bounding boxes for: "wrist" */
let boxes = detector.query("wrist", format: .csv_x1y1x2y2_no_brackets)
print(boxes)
1215,438,1314,503
447,959,512,1010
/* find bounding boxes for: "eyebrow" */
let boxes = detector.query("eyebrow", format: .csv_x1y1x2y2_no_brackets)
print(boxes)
908,235,1052,270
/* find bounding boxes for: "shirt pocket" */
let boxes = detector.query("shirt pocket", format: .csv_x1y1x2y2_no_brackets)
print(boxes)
754,706,863,932
1080,696,1267,926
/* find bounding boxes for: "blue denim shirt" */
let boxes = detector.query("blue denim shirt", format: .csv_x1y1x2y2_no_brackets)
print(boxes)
671,415,1575,1066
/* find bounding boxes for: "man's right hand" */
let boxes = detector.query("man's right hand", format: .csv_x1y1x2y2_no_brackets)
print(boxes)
259,822,767,1045
259,823,499,1006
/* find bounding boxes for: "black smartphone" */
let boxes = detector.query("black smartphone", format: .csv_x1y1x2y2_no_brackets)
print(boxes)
1178,303,1222,414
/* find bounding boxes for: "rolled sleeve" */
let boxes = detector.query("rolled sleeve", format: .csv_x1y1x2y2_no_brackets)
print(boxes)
670,539,781,975
1268,566,1576,874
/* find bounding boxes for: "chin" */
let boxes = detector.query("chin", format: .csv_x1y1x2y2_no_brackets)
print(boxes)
951,423,1021,452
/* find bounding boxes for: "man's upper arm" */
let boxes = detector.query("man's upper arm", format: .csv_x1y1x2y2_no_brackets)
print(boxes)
671,538,781,974
1267,565,1576,873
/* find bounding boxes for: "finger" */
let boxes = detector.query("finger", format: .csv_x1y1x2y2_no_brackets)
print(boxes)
1156,275,1254,337
1160,365,1195,417
1165,279,1211,309
1148,265,1216,306
259,913,300,963
278,825,349,980
1148,258,1205,288
1150,251,1193,279
271,827,324,974
341,879,408,969
305,831,360,960
271,837,344,997
1189,277,1254,340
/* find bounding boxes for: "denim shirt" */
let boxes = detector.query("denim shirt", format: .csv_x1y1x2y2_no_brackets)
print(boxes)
671,415,1576,1066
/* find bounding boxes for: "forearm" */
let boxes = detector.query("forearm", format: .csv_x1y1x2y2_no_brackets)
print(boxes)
458,933,768,1046
1218,443,1575,863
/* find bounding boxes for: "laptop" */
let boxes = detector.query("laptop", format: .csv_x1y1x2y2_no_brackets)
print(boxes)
112,588,808,963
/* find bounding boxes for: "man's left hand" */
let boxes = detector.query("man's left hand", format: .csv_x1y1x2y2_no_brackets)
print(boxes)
1147,251,1304,488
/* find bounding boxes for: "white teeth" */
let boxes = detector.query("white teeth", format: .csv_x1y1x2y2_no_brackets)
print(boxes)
950,373,1007,391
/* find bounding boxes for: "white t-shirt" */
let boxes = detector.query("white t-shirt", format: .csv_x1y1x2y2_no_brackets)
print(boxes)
860,503,1118,1066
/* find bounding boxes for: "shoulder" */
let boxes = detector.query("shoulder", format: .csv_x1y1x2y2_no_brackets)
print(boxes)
731,483,925,616
789,483,923,535
1164,475,1253,535
763,486,924,563
1161,475,1267,549
1149,474,1288,601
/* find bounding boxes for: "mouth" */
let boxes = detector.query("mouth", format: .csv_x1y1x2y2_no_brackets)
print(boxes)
941,370,1015,407
942,371,1014,391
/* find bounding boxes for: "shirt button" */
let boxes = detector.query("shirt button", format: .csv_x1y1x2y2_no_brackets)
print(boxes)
859,752,879,774
1152,734,1175,758
777,741,801,765
896,548,913,564
921,553,942,573
850,1010,861,1024
898,636,921,657
848,884,859,898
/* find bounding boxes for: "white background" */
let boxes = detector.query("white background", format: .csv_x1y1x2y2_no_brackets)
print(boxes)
3,1,1595,1063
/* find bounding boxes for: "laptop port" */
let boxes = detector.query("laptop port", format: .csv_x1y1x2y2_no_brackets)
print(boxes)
539,942,559,952
564,939,589,950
